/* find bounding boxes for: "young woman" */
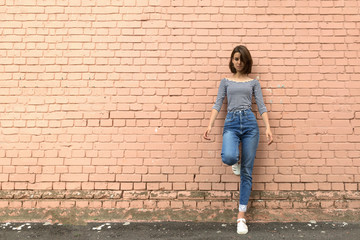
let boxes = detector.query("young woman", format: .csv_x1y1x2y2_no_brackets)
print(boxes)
203,45,273,234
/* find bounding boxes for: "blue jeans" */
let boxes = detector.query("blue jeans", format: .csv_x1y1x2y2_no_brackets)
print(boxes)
221,109,260,212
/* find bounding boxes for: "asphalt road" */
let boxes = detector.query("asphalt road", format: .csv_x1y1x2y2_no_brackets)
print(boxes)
0,221,359,240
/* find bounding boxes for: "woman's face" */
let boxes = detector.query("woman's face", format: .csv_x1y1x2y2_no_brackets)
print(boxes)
232,52,244,73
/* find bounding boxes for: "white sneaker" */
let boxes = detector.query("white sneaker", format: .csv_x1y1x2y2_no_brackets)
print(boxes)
231,162,241,176
237,218,248,234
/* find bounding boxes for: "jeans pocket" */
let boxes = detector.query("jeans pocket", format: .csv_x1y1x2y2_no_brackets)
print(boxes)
225,113,234,123
245,112,256,121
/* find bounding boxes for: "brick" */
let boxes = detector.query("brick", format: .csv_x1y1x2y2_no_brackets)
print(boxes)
328,175,353,182
332,183,345,191
8,201,22,208
278,183,291,191
210,201,224,209
178,191,205,200
274,175,300,182
345,184,357,191
36,174,60,182
251,200,265,209
89,174,115,182
318,183,332,190
183,200,197,209
195,175,220,182
321,201,334,208
75,200,89,208
129,200,144,208
173,183,186,190
66,182,81,190
252,183,264,191
279,201,293,209
147,183,159,190
157,200,170,209
171,201,183,209
37,200,61,208
334,200,349,208
307,201,321,208
88,201,102,208
0,174,9,181
205,191,231,200
120,183,133,190
23,200,37,209
168,174,194,182
212,183,225,190
116,201,130,209
142,174,167,182
102,201,116,208
116,174,141,182
61,174,88,182
0,201,9,208
9,174,35,183
197,201,211,209
143,200,157,209
159,182,172,190
305,183,319,190
348,201,360,209
293,201,307,209
265,200,280,209
300,175,326,182
60,201,76,208
108,183,120,190
198,182,211,190
123,191,150,199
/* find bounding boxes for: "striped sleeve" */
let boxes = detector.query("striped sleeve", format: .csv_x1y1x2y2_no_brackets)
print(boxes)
212,78,226,112
253,80,267,115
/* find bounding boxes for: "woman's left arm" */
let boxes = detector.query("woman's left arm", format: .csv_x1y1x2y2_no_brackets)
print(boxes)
254,80,273,145
261,112,273,145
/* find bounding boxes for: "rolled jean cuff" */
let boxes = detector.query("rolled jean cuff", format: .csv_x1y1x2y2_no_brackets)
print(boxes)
239,204,247,212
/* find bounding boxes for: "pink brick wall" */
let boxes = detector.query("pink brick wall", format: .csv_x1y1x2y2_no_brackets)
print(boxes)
0,0,359,221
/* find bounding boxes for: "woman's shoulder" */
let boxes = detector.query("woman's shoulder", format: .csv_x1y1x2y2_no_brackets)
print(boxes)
219,77,228,84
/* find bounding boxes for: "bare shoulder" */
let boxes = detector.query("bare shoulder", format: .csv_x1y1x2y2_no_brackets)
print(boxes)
224,76,255,83
223,75,234,81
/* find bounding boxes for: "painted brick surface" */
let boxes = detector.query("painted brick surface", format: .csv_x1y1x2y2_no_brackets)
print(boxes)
0,0,359,222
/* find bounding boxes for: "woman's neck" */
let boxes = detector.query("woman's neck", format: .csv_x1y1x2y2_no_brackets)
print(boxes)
233,73,249,80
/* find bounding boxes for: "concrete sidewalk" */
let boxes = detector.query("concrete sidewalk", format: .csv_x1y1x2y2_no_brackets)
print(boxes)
0,221,359,240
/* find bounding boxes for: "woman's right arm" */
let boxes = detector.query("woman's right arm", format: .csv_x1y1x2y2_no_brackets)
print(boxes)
203,78,226,140
203,108,219,140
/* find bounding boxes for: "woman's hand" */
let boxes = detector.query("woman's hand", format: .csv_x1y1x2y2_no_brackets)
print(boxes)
266,127,273,145
203,126,212,140
203,109,219,141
